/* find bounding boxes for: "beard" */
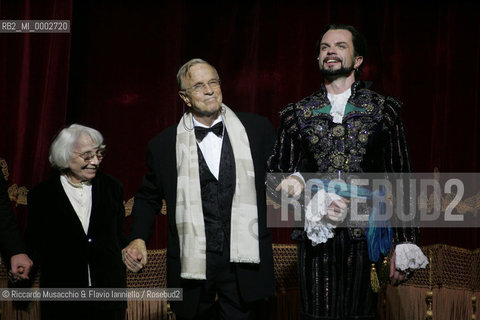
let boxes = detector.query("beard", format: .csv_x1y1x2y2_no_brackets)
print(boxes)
320,60,356,80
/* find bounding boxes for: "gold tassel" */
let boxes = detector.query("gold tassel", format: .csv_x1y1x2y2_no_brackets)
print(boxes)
473,296,477,320
425,249,433,320
380,257,389,285
425,290,433,319
370,263,380,293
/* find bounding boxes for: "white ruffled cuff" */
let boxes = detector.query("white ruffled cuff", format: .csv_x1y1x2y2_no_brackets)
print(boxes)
290,172,306,186
395,243,429,271
304,189,342,246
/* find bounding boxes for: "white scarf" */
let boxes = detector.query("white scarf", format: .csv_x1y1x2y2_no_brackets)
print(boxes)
175,104,260,279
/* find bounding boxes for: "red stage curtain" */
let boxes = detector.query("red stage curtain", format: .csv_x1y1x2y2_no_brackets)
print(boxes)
0,0,72,186
0,0,72,230
1,0,479,249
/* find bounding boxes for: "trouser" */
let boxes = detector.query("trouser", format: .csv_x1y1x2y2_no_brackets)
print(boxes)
298,228,377,320
176,247,258,320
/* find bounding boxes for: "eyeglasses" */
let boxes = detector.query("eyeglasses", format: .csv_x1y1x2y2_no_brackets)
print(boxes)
184,79,221,94
75,148,106,162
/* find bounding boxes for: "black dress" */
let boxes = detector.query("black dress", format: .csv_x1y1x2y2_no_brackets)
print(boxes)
26,171,127,320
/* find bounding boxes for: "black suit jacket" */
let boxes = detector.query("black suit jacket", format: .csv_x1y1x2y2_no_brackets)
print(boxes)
26,172,127,297
0,178,27,262
130,112,276,317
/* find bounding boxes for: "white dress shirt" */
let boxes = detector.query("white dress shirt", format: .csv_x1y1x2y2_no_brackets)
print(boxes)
60,174,93,285
193,115,224,180
60,175,92,234
328,88,352,123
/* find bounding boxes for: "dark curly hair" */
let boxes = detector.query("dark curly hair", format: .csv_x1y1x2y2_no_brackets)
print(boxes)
316,24,367,77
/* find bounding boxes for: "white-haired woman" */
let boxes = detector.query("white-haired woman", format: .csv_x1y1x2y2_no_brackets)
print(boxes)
26,124,126,320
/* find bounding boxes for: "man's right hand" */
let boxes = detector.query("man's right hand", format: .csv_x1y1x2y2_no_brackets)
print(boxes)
326,197,350,222
10,253,33,280
122,239,147,272
275,175,305,197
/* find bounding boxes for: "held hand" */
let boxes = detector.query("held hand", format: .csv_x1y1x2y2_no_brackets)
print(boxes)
122,239,147,272
10,253,33,280
326,198,350,222
275,176,305,197
389,250,407,285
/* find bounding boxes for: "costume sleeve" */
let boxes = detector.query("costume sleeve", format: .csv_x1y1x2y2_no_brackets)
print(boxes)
266,104,305,204
129,143,166,243
267,103,303,173
383,97,419,245
383,96,411,173
0,178,26,261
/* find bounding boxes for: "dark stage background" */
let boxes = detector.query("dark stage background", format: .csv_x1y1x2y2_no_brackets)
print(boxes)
1,0,479,249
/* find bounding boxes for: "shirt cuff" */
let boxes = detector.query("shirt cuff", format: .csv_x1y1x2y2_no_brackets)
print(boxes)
395,243,429,271
290,172,305,186
304,188,342,246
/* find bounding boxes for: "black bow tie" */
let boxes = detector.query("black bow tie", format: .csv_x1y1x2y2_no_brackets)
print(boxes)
194,122,224,142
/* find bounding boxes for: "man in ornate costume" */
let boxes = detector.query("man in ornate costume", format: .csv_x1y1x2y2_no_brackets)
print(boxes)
268,24,428,319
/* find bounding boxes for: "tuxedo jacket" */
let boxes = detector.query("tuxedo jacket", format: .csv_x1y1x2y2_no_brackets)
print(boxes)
0,178,27,262
130,112,276,316
26,172,127,296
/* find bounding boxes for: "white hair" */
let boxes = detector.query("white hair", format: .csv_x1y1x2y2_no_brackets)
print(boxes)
176,58,219,90
49,124,105,170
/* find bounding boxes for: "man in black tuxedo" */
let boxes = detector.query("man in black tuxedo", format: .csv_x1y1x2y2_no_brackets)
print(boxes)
123,59,275,320
0,177,33,281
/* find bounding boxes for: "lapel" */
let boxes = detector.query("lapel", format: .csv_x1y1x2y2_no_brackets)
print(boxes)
218,131,235,186
87,174,100,237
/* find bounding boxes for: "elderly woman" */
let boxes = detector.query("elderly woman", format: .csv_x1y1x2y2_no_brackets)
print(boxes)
26,124,126,320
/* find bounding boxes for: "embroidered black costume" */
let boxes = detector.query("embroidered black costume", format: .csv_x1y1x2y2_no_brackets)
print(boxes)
268,81,419,319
